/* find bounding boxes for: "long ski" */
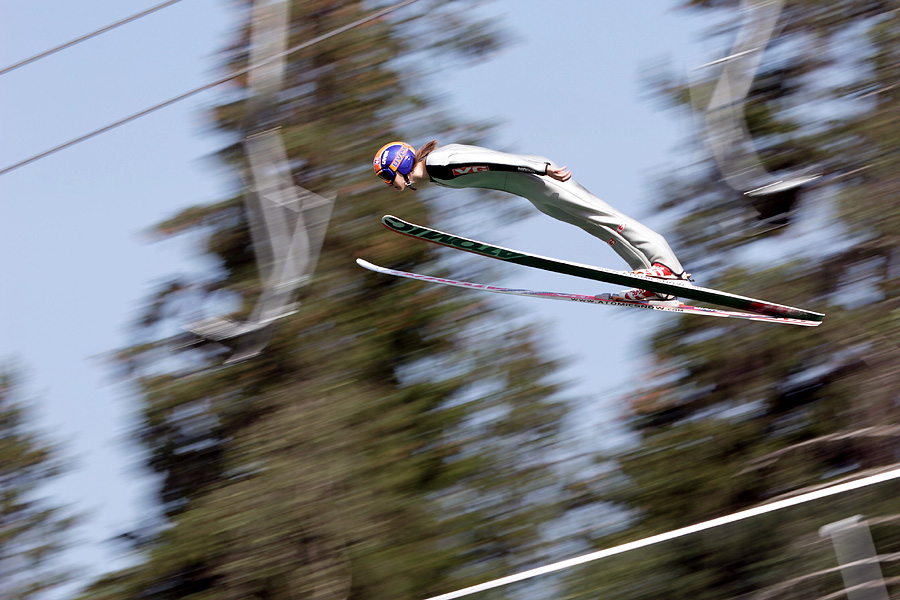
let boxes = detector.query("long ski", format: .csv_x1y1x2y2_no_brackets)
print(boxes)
356,259,821,326
381,215,824,323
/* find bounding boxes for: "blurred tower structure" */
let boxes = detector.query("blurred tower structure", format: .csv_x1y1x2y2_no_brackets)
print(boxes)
186,0,334,363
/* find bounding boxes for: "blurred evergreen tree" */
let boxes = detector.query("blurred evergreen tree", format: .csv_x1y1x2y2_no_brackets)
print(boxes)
82,1,571,599
0,371,76,599
564,2,900,599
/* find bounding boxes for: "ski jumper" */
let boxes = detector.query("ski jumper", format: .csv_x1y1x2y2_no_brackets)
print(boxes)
424,144,685,274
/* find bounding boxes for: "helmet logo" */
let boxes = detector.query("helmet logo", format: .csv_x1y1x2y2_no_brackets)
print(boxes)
389,147,409,172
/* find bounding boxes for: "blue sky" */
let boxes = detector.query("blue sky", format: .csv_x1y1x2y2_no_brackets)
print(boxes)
1,0,709,592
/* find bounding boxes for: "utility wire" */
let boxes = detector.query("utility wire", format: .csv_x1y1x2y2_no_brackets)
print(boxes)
0,0,422,177
1,0,185,77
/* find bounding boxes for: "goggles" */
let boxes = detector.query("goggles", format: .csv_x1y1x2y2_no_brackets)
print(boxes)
376,167,396,184
377,170,416,190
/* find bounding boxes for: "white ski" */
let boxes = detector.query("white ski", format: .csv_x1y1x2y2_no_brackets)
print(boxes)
356,259,822,327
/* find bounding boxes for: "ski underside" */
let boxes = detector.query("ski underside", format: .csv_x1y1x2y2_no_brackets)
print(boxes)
357,259,819,326
364,215,824,326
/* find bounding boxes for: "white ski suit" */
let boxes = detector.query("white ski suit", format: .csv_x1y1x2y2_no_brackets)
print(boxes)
424,144,685,274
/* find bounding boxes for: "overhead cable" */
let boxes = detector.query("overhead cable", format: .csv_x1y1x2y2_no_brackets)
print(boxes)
0,0,421,177
1,0,185,77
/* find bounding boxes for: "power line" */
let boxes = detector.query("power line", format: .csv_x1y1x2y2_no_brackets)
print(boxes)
0,0,185,77
0,0,422,177
422,465,900,600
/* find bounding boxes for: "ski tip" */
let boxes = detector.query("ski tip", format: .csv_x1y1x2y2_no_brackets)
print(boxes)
356,258,386,274
381,214,408,230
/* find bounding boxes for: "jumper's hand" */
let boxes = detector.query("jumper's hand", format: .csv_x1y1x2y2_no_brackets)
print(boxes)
546,165,572,182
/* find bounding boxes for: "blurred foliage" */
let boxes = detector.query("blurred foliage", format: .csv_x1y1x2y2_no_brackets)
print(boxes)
564,2,900,600
0,370,77,598
81,1,572,600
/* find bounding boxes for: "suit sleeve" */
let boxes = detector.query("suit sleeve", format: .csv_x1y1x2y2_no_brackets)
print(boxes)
426,147,554,180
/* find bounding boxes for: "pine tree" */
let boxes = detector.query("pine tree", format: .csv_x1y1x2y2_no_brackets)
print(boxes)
84,2,570,599
564,2,900,599
0,371,76,599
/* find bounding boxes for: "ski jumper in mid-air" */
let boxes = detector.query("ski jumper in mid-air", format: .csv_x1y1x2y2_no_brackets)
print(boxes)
373,140,690,301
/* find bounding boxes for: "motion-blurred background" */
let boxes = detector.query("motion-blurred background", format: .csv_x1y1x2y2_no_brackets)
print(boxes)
3,1,900,599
